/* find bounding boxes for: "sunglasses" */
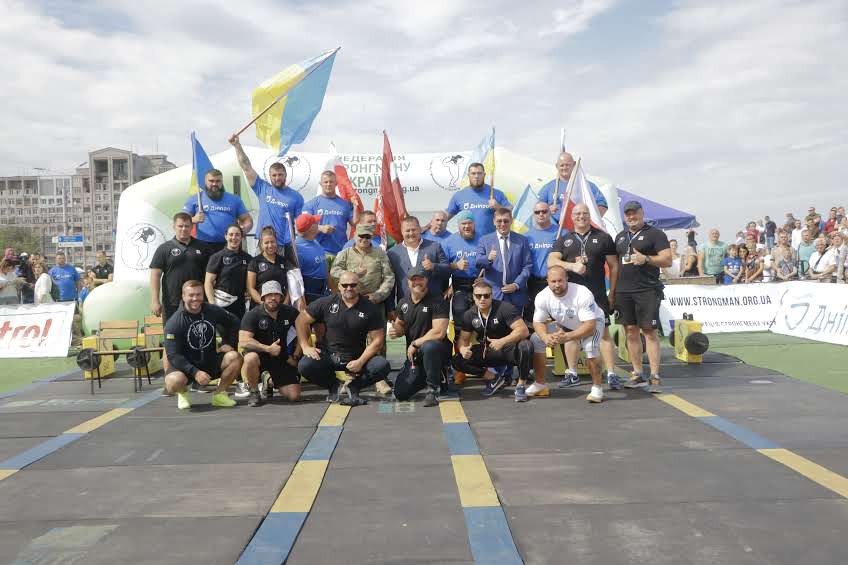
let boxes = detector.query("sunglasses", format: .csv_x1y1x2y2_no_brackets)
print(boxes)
473,293,492,299
533,210,549,215
358,234,372,239
340,283,358,289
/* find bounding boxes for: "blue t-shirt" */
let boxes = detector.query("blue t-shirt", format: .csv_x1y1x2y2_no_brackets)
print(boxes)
252,178,304,245
78,287,90,304
302,195,353,255
342,234,384,251
442,232,481,280
182,191,248,243
538,178,608,224
422,229,452,242
295,237,328,279
722,257,742,284
446,185,511,236
524,224,559,278
49,265,79,301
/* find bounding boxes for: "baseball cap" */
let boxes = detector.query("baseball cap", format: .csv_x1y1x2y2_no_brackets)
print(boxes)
622,200,643,213
260,280,283,298
356,224,375,236
407,265,429,279
295,213,321,232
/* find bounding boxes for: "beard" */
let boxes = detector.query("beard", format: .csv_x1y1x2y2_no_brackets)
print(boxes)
206,187,224,200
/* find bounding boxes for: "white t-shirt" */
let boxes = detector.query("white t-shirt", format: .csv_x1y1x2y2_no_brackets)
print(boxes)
809,249,837,273
0,271,18,301
791,228,803,250
533,284,603,330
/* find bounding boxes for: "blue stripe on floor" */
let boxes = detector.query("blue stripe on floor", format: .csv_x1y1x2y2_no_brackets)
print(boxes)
0,433,84,470
464,506,524,565
235,512,308,565
299,426,343,461
443,422,480,456
699,415,780,449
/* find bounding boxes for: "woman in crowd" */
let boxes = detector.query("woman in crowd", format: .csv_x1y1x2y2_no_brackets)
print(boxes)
0,259,23,305
738,245,762,283
32,261,53,304
247,226,298,308
662,239,682,279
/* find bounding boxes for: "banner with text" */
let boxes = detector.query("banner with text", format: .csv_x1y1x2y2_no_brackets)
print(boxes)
659,284,784,334
0,303,75,358
770,282,848,346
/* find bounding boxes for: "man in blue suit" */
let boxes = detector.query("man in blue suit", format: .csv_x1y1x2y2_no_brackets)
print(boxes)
475,207,533,310
387,215,450,316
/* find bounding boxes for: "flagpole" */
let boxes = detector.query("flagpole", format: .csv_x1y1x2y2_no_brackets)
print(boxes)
555,157,581,240
551,128,566,213
488,127,495,201
233,47,341,137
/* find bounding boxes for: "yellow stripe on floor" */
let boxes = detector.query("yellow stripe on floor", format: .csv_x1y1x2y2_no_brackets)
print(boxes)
0,469,16,482
759,448,848,499
271,460,330,513
656,394,716,418
439,401,468,424
451,454,500,507
63,408,133,434
319,404,350,427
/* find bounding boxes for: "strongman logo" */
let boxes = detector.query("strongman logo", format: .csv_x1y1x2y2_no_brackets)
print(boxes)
258,319,270,330
263,152,312,192
329,303,340,314
258,263,269,272
429,153,466,192
564,240,573,247
472,319,481,329
170,248,182,257
120,223,165,271
187,320,215,351
401,303,409,314
223,256,233,265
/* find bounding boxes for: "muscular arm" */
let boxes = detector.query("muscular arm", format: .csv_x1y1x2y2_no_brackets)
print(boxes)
697,251,705,276
246,271,261,304
149,268,162,311
605,254,619,298
499,318,530,347
411,318,449,347
204,272,217,303
295,310,318,351
562,319,596,342
229,137,258,187
358,327,385,364
650,248,674,268
547,251,582,274
239,330,273,354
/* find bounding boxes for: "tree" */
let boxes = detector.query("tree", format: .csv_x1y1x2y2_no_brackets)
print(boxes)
0,226,41,255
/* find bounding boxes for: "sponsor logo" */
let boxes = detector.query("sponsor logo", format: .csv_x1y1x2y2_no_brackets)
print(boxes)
120,223,165,271
428,153,466,192
462,202,490,211
358,312,365,318
422,307,428,312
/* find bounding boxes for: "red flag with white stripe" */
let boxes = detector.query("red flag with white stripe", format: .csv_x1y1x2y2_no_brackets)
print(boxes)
376,131,408,244
559,159,606,233
328,142,363,238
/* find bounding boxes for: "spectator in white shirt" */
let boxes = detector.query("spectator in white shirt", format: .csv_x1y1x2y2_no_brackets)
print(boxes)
808,237,837,282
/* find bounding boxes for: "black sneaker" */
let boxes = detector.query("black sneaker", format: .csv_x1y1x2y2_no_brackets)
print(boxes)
326,381,340,403
247,390,263,407
423,389,439,407
339,382,368,406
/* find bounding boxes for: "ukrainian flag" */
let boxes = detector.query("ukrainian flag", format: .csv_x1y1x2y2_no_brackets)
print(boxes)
189,131,214,195
511,184,537,234
252,48,338,156
459,127,496,187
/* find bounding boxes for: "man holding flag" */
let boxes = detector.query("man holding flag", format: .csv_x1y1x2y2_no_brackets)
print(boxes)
183,168,253,255
445,163,511,237
538,152,608,224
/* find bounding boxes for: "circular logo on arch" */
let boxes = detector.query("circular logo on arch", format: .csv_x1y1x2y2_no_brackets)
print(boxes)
120,223,166,271
263,152,312,193
429,153,467,192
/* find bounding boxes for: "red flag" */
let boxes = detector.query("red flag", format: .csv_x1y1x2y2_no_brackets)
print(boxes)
376,131,408,244
328,143,363,238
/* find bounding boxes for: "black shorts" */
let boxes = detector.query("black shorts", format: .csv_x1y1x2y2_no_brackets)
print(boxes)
523,276,549,324
166,351,225,381
258,353,300,387
616,290,662,330
162,303,180,325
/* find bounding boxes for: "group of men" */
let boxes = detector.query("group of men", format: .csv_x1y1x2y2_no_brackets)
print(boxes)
152,144,672,411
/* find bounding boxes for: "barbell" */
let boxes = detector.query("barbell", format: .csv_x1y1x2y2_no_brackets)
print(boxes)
76,346,163,372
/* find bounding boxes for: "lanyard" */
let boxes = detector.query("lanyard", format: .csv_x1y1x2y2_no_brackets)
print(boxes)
626,228,645,255
477,308,490,357
575,230,592,258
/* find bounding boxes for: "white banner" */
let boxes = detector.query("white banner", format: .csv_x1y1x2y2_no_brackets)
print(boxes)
659,284,785,334
770,281,848,346
0,303,75,358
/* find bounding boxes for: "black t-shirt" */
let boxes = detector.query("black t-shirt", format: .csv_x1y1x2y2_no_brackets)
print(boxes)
551,227,616,303
163,303,239,377
460,299,521,342
91,263,113,280
765,221,777,237
150,238,209,307
614,224,670,293
240,303,299,356
248,253,289,299
206,248,251,297
396,294,450,347
306,294,383,362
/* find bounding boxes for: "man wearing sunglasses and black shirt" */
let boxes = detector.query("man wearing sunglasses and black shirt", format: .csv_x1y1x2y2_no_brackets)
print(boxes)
452,279,533,400
296,271,390,406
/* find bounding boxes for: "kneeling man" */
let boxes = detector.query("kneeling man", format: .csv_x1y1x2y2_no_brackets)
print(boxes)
389,267,451,407
239,281,301,406
296,271,390,405
532,266,606,403
164,280,243,410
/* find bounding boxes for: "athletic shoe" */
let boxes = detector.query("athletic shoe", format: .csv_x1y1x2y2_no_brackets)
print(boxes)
514,384,528,402
557,371,580,388
375,380,393,397
606,372,622,390
481,373,507,397
211,392,236,408
339,382,368,406
423,389,439,407
234,381,250,399
587,385,604,403
326,381,340,403
624,372,647,388
647,375,663,394
176,391,191,410
248,390,263,407
526,382,550,397
190,381,208,394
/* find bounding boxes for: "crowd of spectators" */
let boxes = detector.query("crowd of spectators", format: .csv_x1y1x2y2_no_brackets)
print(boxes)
0,248,113,306
663,206,848,284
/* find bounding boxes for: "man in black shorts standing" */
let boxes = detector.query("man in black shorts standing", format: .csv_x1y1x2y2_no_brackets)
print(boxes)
388,267,451,407
296,271,390,406
163,280,243,410
548,203,621,390
150,212,209,324
452,279,533,400
613,201,672,393
239,281,301,407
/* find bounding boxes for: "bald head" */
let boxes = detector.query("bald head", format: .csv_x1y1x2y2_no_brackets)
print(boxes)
571,202,591,231
556,152,576,181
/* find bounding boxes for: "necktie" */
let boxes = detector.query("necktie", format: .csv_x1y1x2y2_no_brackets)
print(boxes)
501,235,509,285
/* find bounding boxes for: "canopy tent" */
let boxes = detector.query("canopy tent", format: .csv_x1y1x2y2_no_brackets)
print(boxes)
616,188,698,230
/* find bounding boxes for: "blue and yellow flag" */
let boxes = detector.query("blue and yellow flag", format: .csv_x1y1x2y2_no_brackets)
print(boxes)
459,127,496,187
511,184,537,234
252,48,338,156
189,131,214,195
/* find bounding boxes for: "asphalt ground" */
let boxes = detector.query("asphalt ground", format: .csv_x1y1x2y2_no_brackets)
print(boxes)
0,346,847,564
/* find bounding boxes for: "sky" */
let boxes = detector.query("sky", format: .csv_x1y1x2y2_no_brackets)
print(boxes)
1,0,846,237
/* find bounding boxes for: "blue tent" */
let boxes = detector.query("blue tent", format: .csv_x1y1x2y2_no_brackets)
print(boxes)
617,188,698,230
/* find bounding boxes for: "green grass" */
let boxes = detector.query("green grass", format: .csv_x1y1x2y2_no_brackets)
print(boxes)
707,332,848,395
0,356,78,393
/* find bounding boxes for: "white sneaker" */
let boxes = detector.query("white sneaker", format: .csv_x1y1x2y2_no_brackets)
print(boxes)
525,382,550,397
234,381,250,399
586,385,605,403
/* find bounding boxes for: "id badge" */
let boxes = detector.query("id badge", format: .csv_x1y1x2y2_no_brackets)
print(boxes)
622,253,633,265
581,254,589,265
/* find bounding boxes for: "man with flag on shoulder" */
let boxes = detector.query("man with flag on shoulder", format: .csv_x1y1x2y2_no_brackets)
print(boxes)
183,168,253,256
538,152,608,224
229,134,304,246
